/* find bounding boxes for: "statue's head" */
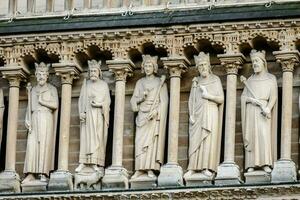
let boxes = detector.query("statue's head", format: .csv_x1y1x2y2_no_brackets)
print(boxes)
141,55,158,76
35,62,50,86
250,50,267,74
194,52,211,78
88,60,102,81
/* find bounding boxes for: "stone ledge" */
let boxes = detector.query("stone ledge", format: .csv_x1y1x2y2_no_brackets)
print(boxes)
1,183,300,199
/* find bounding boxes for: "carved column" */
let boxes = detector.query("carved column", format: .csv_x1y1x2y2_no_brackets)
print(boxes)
158,56,189,187
271,50,299,183
102,59,133,190
48,63,82,191
215,53,245,185
0,66,29,193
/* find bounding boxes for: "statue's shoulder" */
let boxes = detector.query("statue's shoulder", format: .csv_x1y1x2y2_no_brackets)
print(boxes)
47,83,58,92
266,72,277,81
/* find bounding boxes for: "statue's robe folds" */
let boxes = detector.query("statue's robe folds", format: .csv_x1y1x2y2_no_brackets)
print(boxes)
131,77,168,171
187,75,224,172
78,79,110,166
24,83,58,175
241,73,278,170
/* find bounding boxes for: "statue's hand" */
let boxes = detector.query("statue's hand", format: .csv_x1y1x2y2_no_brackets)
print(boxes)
80,113,86,122
200,86,210,100
147,109,158,120
261,107,271,118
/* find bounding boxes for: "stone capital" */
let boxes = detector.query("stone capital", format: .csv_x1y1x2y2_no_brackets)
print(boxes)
161,56,190,78
218,53,246,75
107,59,134,82
273,50,300,73
52,62,82,85
0,66,30,87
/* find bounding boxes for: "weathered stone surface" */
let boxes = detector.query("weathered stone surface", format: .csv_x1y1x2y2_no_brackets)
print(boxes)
244,170,271,184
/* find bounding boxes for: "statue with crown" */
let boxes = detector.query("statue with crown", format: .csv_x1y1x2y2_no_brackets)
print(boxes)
74,59,111,190
183,52,224,186
241,50,278,183
129,55,168,187
22,62,59,188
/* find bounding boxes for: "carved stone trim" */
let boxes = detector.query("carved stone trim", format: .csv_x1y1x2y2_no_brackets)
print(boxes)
1,183,300,199
161,56,190,78
107,59,134,82
218,53,246,75
52,62,82,85
0,65,29,87
273,50,300,72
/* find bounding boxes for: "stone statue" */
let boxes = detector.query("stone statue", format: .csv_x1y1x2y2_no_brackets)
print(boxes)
241,50,278,174
130,55,168,181
74,60,111,190
184,52,224,183
22,62,59,184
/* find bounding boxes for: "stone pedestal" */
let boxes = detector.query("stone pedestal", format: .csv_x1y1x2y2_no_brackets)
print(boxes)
48,171,73,191
130,175,157,189
215,162,242,185
0,171,21,193
158,163,183,187
21,180,47,192
271,160,297,183
244,170,271,184
74,167,103,190
102,166,129,190
184,172,214,186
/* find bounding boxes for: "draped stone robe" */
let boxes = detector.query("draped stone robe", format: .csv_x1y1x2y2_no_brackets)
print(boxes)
241,73,278,170
24,83,58,175
78,79,111,166
130,77,168,171
187,75,224,172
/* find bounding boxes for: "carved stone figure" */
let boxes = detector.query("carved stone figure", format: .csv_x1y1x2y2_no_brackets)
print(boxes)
241,50,277,175
22,62,59,184
130,55,168,182
184,52,224,184
74,60,111,190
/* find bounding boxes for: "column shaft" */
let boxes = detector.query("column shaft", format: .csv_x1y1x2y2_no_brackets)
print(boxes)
224,74,237,163
167,76,181,164
112,80,125,167
5,85,20,171
58,83,72,170
281,71,293,160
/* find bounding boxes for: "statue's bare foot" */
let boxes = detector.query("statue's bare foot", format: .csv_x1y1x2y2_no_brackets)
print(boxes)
40,174,47,182
247,167,255,172
147,170,155,178
131,170,144,179
263,166,272,173
75,163,86,172
183,170,195,178
202,169,213,177
22,174,35,184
